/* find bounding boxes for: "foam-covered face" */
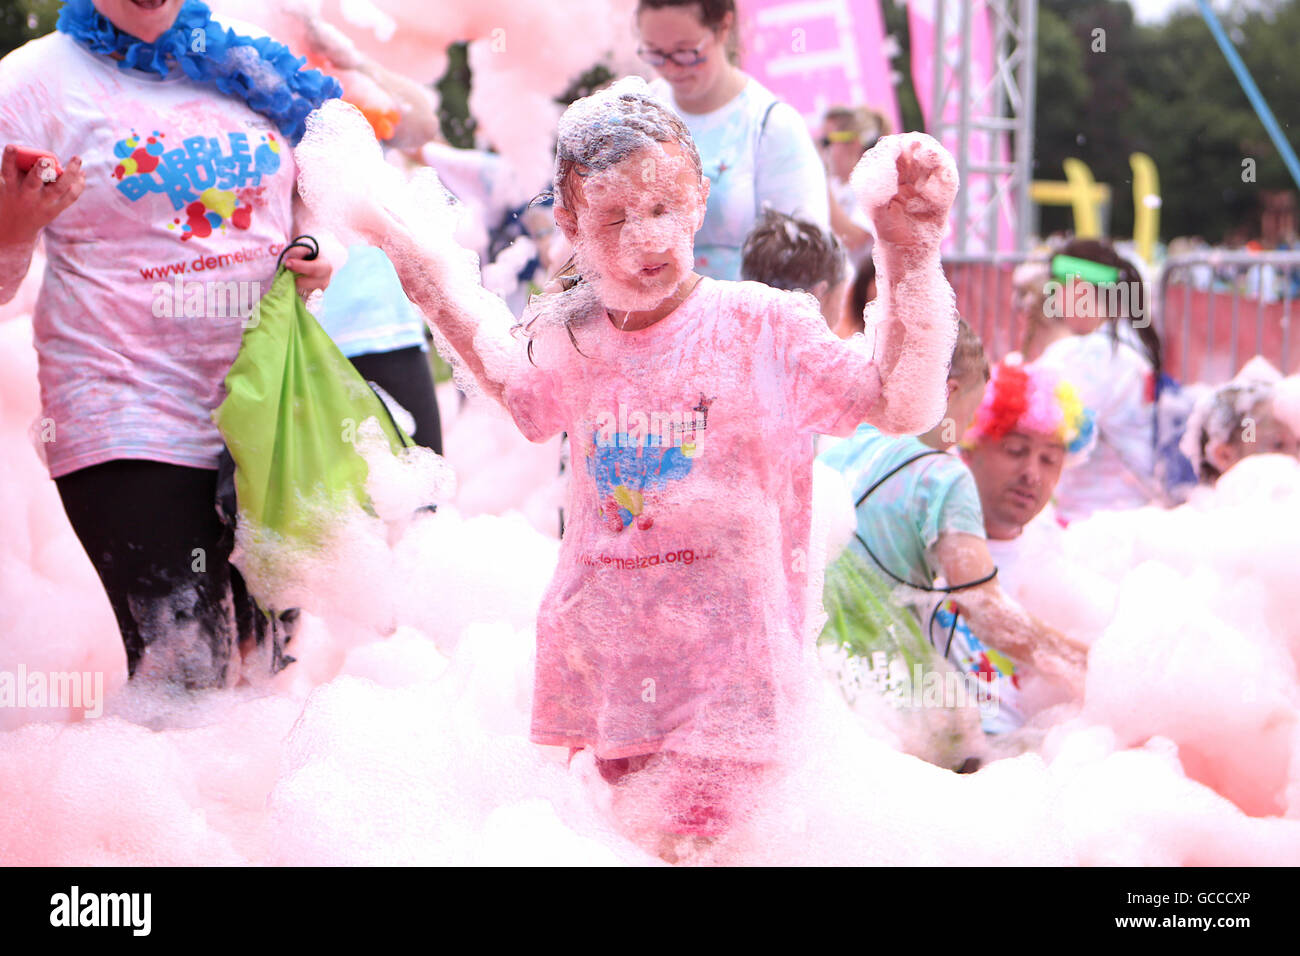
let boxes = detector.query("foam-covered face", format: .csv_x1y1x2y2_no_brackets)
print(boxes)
962,429,1065,538
558,140,707,314
1211,400,1300,476
636,5,730,106
92,0,185,42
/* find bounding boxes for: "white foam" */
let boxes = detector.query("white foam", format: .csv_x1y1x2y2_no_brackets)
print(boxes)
3,324,1300,861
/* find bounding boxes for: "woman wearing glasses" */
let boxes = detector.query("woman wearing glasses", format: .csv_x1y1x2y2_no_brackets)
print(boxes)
637,0,829,281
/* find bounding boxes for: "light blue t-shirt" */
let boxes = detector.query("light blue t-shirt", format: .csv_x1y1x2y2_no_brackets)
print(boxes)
650,77,830,281
821,425,1025,735
820,424,985,589
316,244,427,359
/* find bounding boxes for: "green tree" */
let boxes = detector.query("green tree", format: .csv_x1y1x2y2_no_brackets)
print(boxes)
1032,0,1146,237
880,0,924,135
1033,4,1091,235
1128,0,1300,241
1034,0,1300,243
0,0,59,59
434,42,476,149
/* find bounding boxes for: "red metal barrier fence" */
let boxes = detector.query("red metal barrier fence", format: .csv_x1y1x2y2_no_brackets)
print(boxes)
941,251,1300,384
943,255,1039,364
1159,251,1298,384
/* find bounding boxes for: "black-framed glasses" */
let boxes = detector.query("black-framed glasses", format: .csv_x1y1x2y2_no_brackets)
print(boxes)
636,41,708,67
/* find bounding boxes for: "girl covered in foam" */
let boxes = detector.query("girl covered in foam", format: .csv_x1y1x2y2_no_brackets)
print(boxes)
295,77,960,856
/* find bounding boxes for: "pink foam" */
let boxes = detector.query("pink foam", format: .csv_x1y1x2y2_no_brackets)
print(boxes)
211,0,640,190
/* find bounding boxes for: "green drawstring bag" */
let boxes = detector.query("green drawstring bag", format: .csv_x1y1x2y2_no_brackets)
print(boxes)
820,545,933,690
822,547,928,663
819,546,986,770
212,237,413,551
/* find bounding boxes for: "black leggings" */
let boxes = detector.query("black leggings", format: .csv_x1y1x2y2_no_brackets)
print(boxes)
349,346,443,454
55,459,291,688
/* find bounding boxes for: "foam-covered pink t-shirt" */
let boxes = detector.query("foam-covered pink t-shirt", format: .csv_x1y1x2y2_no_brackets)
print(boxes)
0,33,297,478
506,278,881,761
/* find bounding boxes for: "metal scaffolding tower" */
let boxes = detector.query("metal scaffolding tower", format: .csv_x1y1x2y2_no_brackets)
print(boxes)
925,0,1038,254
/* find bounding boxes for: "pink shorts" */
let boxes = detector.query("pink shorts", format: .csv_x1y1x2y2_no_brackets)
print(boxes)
577,749,767,837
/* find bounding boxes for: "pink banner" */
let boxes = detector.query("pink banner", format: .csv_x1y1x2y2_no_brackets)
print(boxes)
909,0,1016,253
738,0,901,134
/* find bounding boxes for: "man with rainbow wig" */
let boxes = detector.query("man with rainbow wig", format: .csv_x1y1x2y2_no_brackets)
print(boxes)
931,358,1095,738
822,343,1091,756
961,358,1095,543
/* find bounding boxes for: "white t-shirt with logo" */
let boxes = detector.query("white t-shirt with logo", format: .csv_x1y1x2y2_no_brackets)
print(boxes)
0,32,298,478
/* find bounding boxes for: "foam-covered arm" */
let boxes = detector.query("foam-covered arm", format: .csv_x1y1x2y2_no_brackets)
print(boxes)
958,585,1089,694
852,134,959,435
294,12,440,149
933,532,1088,693
361,62,440,149
295,99,523,406
373,215,523,407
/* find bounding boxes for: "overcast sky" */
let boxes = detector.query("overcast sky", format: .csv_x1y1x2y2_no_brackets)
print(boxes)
1127,0,1274,24
1129,0,1196,23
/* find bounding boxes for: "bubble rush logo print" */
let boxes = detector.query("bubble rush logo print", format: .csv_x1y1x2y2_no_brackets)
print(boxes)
587,396,714,533
112,129,282,241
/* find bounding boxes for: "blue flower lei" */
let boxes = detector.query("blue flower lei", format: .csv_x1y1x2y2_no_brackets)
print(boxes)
57,0,341,145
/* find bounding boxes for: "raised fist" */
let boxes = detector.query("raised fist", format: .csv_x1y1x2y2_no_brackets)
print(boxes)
850,132,958,248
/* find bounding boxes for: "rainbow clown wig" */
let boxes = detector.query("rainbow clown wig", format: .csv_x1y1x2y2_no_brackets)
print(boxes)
962,358,1096,460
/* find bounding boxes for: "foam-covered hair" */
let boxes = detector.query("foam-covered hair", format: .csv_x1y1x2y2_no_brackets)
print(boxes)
553,77,702,209
1179,357,1283,481
963,358,1095,456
